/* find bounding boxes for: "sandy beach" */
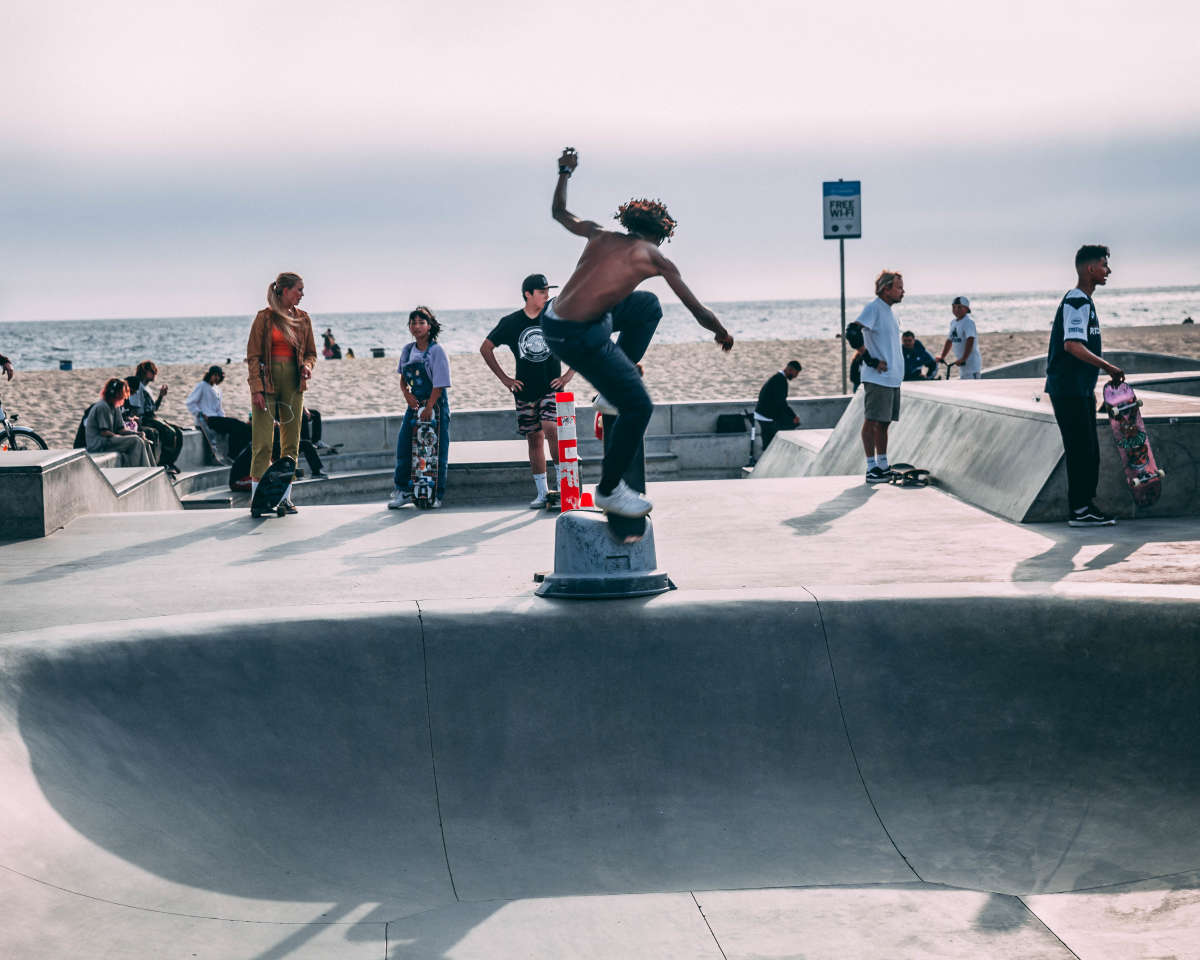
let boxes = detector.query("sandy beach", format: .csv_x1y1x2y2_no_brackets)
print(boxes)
6,325,1200,449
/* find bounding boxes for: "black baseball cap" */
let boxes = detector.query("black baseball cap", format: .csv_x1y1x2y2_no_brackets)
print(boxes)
521,273,558,294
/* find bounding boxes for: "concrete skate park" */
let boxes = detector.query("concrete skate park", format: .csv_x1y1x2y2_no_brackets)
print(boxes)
2,353,1200,959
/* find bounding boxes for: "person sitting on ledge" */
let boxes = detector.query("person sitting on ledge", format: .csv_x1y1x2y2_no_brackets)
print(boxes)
84,378,157,467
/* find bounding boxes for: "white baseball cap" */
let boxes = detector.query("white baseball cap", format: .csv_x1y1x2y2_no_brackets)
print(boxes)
951,295,970,307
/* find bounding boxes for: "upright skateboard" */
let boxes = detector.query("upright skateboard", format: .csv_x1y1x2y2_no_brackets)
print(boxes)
1103,381,1163,507
411,413,439,508
249,456,296,518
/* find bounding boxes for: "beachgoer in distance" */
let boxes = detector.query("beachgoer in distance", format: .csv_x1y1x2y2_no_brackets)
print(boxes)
125,360,184,474
185,365,252,459
901,331,937,380
245,272,318,515
754,360,802,449
84,378,157,467
481,273,576,507
935,296,983,379
0,353,13,381
1045,244,1124,527
856,270,905,483
542,146,733,518
389,306,451,509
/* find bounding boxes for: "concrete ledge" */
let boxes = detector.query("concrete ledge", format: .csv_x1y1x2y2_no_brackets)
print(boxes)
0,449,180,538
984,351,1200,379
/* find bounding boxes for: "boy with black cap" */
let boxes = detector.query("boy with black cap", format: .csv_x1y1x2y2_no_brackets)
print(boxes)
481,273,575,507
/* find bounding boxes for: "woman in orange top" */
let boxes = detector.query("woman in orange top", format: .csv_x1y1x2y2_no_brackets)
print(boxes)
245,271,319,512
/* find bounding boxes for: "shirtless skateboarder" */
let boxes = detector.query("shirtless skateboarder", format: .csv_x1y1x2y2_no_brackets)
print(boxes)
541,146,734,518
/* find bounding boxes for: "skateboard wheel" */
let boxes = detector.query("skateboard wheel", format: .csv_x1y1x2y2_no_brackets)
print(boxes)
276,505,287,517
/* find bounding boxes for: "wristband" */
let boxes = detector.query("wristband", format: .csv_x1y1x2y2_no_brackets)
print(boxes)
558,166,572,176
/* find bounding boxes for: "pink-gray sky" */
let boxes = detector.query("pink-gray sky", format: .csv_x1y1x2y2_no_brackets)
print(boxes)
2,0,1197,320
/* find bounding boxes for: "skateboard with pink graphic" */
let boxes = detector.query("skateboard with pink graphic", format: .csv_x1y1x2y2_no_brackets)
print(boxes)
1102,381,1163,508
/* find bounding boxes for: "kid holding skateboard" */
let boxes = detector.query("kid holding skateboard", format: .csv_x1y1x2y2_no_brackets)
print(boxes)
389,306,451,509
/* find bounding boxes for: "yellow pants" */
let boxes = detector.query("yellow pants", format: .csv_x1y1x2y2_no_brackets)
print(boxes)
250,359,304,479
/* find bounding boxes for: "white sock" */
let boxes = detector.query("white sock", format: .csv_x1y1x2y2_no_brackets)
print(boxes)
878,455,889,470
283,483,292,500
867,456,878,470
533,472,548,496
251,480,259,497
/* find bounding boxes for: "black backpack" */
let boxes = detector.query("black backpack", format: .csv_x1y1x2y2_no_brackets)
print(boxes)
845,321,865,350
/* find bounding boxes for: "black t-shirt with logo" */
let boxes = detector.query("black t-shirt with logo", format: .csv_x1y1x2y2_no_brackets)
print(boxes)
486,309,562,402
1045,288,1103,396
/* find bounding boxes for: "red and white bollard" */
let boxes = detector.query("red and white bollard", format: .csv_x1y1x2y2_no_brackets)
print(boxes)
555,392,593,511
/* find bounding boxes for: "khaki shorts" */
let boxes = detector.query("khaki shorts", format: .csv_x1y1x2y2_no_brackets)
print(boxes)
863,382,901,422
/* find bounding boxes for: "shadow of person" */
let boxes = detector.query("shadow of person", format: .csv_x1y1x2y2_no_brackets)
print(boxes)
783,482,879,538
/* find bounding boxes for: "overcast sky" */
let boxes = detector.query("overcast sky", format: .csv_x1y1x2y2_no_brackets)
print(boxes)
2,0,1197,321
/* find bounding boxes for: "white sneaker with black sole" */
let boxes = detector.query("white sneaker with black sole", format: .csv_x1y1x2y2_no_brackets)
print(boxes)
1068,505,1117,527
387,487,413,509
865,466,890,484
593,480,652,518
591,392,618,416
529,494,548,509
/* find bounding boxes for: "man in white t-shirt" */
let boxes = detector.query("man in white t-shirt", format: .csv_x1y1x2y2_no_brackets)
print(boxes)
855,270,905,483
936,295,982,379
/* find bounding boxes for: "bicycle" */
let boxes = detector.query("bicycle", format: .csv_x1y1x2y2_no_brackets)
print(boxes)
0,397,48,450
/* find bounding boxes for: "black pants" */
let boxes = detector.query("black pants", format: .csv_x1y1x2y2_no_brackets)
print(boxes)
540,291,662,494
1050,394,1099,512
761,418,795,450
301,409,322,445
206,415,252,457
142,415,184,467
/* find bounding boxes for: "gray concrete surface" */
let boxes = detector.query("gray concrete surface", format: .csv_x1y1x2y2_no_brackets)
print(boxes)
982,350,1200,379
777,377,1200,522
2,477,1199,959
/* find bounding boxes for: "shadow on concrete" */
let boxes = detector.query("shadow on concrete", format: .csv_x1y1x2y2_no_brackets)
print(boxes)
1011,517,1197,583
6,516,250,587
783,482,879,537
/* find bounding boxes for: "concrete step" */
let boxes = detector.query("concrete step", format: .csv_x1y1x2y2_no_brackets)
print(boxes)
180,450,682,510
86,451,122,469
99,466,170,497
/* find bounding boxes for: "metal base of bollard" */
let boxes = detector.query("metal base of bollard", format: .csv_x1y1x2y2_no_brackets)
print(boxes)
535,509,675,600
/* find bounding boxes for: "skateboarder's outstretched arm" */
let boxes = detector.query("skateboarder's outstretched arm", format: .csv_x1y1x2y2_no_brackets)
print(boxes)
653,250,734,351
552,148,603,239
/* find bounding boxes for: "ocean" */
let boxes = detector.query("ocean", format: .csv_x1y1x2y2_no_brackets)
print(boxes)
2,285,1196,371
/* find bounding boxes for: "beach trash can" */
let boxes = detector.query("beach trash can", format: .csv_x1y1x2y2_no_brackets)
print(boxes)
59,360,73,371
371,347,385,358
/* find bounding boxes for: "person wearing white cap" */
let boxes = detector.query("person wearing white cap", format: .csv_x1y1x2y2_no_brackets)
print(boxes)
935,296,982,379
936,296,984,379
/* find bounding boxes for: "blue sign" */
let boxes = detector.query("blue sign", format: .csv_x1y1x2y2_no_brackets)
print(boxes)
823,181,861,239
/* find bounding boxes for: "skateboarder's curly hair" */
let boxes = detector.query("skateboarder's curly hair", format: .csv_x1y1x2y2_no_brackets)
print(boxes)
409,305,442,342
615,198,677,244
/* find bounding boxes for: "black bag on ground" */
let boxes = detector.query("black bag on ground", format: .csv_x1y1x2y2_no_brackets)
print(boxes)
716,413,748,433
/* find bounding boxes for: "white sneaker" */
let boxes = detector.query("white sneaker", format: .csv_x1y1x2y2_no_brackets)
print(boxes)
529,493,548,509
593,480,652,518
431,499,443,509
592,392,618,415
387,487,411,509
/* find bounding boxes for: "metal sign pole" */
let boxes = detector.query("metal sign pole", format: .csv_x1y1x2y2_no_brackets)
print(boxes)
839,237,847,395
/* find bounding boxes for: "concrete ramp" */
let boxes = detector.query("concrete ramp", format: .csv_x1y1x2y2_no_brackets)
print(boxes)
0,449,179,538
761,378,1200,522
2,588,1198,956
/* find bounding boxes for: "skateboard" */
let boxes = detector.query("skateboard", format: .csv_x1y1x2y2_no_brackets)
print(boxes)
1102,382,1163,507
249,456,296,518
544,489,561,511
887,463,934,487
411,413,439,508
